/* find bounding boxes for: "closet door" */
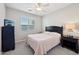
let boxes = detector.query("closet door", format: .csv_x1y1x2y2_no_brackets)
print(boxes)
2,26,15,52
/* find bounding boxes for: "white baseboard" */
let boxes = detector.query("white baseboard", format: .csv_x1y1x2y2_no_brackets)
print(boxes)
15,39,26,43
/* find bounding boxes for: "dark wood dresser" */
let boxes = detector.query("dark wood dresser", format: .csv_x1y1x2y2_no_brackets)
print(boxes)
61,36,79,53
1,26,15,52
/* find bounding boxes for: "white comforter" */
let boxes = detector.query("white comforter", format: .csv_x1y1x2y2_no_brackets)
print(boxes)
27,32,61,55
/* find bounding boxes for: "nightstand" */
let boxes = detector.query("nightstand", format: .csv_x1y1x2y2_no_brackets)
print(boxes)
61,36,79,53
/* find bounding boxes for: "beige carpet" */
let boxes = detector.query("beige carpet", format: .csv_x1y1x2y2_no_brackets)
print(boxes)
2,42,78,55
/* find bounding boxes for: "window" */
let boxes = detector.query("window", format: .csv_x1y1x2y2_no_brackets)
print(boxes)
0,19,4,26
4,19,15,26
20,16,35,31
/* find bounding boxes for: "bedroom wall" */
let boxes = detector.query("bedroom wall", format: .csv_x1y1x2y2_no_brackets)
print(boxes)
6,7,43,43
43,4,79,30
0,3,5,54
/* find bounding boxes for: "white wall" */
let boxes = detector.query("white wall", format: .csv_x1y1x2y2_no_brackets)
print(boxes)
0,3,5,54
6,7,42,43
43,4,79,30
0,4,5,19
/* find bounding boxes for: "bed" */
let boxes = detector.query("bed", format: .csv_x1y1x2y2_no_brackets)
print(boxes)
27,26,63,55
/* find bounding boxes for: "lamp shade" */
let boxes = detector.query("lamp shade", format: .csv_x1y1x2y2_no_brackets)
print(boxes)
65,23,75,31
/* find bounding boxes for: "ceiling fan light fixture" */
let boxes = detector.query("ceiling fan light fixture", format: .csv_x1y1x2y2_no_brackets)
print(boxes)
36,7,42,11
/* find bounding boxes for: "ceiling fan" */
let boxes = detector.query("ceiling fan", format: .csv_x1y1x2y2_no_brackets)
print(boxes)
34,3,49,12
27,3,49,13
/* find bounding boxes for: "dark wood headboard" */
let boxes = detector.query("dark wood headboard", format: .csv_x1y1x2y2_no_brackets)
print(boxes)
45,26,63,35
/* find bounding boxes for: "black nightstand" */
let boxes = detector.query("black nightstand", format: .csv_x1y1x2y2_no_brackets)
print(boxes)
61,36,79,53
